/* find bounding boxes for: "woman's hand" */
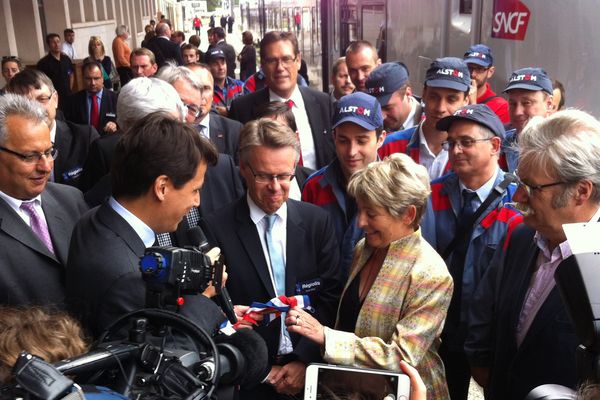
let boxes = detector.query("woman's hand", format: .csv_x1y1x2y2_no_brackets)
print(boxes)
399,360,427,400
284,306,325,346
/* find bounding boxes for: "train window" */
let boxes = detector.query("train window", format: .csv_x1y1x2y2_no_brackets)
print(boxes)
460,0,472,14
361,5,384,45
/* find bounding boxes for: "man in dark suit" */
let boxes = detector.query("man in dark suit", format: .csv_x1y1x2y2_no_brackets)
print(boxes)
67,113,226,338
144,22,184,67
80,77,243,221
187,63,242,164
229,31,335,170
7,69,99,187
0,94,88,307
207,27,236,79
63,61,118,135
202,119,342,399
465,109,600,399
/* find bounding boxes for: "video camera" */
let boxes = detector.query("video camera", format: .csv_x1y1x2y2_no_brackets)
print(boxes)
1,228,268,400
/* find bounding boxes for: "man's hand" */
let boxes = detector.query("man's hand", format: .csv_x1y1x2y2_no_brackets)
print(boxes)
270,361,306,395
215,106,228,117
103,121,118,134
468,79,478,104
202,267,227,298
233,305,263,329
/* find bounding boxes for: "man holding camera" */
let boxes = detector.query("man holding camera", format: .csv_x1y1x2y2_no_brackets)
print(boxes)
66,113,226,338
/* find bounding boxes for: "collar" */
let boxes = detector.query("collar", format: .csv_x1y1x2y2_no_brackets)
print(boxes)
458,168,500,203
199,113,210,129
417,123,444,156
269,85,303,109
88,89,103,98
0,190,43,214
217,39,225,45
401,96,419,129
247,193,288,225
109,196,156,247
50,120,57,144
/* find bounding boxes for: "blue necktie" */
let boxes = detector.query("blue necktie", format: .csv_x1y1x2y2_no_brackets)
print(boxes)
265,214,286,295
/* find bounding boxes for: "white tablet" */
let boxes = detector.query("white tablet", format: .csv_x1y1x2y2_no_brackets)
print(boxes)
304,363,411,400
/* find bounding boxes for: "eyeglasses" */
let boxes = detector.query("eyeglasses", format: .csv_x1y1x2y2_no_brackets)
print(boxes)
467,65,489,74
184,103,201,119
248,164,295,184
441,137,492,151
263,56,297,67
513,169,567,196
0,146,58,164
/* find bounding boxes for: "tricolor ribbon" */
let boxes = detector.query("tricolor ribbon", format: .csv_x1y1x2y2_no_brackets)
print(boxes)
220,295,312,332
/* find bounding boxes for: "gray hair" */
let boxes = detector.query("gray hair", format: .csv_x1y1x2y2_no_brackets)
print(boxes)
156,62,203,92
347,153,431,228
519,109,600,203
115,25,129,36
116,77,185,131
0,94,48,144
238,119,300,163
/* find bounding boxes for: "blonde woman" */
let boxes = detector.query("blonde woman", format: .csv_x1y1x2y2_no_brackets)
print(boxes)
284,153,453,400
85,36,116,90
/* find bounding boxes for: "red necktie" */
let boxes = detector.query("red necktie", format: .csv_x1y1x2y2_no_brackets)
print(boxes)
90,94,99,129
286,99,303,166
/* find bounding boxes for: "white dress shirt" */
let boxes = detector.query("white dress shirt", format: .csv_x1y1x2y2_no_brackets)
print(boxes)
270,86,317,169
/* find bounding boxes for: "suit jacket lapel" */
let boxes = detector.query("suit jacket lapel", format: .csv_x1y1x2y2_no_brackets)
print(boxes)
97,203,146,255
0,197,58,263
209,115,226,154
42,190,70,264
285,201,306,295
234,199,276,298
53,121,72,181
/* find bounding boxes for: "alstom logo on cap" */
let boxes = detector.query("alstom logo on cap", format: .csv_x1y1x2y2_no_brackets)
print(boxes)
436,68,464,78
367,86,386,95
340,106,371,116
510,74,537,83
454,108,474,116
468,52,487,60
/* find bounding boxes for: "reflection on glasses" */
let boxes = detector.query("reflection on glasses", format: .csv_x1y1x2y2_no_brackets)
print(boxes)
263,56,297,67
0,146,58,164
248,164,295,184
184,103,201,119
513,169,567,196
441,137,492,151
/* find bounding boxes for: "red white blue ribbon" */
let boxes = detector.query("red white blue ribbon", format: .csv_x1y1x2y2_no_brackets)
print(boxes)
220,295,312,333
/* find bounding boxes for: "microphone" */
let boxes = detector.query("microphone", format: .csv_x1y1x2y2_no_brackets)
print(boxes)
188,227,238,325
196,329,269,388
53,343,141,375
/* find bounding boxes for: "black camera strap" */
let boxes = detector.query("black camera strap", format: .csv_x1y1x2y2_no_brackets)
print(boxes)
442,173,516,260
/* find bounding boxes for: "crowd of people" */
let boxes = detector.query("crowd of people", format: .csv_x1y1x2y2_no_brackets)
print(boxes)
0,18,598,400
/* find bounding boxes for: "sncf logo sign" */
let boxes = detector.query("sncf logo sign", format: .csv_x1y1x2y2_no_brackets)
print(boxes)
492,0,531,41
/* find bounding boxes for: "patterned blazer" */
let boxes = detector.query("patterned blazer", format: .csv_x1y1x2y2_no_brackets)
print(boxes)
323,230,453,400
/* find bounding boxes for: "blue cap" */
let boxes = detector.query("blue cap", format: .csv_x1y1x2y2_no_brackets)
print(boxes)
463,44,494,68
364,62,410,106
333,92,384,130
207,48,226,63
436,104,505,139
503,67,552,95
425,57,471,92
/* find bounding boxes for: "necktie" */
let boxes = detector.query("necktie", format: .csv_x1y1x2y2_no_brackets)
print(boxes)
90,94,100,130
286,99,304,166
20,201,55,254
265,214,285,295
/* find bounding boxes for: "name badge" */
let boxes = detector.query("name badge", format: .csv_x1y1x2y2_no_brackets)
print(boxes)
62,166,83,181
295,278,321,294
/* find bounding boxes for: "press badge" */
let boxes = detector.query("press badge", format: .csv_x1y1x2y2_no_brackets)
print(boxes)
296,278,321,294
